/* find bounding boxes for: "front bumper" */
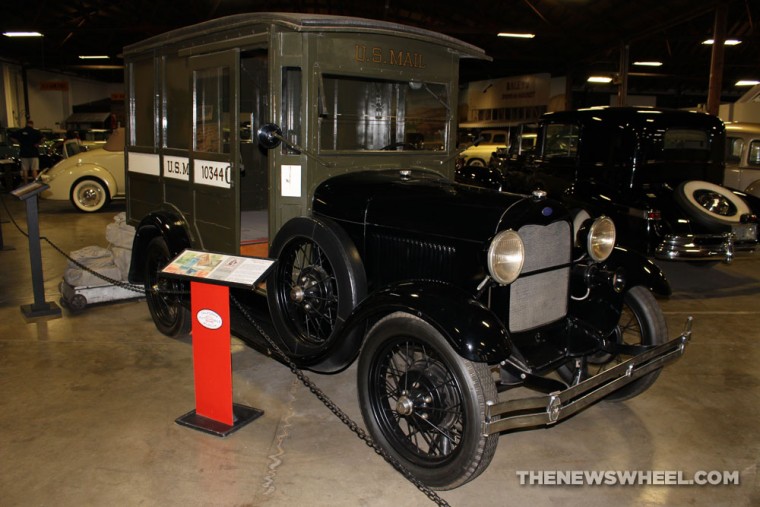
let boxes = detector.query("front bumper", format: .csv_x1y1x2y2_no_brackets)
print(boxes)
654,230,757,263
483,317,692,436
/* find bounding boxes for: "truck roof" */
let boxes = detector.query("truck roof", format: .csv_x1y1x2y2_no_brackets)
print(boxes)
123,12,490,61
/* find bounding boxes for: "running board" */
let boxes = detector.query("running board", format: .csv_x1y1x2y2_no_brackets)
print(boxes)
483,317,692,436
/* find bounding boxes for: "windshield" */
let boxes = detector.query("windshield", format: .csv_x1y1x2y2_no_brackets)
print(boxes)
318,74,449,152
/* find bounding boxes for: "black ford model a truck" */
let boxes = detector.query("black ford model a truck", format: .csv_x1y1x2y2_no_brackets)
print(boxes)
123,13,690,489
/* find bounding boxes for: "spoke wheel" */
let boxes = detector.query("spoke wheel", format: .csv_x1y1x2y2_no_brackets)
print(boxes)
561,285,667,401
275,238,338,346
144,237,190,337
358,312,498,490
267,217,366,370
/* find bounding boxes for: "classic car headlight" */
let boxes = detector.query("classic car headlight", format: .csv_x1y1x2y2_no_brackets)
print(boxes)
586,216,616,261
487,230,524,285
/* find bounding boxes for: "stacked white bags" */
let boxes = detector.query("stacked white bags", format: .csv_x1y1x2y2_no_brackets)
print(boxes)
63,213,135,288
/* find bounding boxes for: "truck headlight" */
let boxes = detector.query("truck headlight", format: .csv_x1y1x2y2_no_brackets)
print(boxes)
487,230,524,285
586,216,616,262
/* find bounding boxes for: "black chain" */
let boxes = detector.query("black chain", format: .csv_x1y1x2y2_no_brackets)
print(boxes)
230,295,451,507
1,194,145,293
3,194,450,505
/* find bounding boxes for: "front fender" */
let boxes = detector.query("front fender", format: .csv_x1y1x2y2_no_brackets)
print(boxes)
320,280,512,370
606,246,671,296
128,210,192,283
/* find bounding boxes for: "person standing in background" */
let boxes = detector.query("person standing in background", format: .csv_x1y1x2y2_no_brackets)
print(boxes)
11,119,44,184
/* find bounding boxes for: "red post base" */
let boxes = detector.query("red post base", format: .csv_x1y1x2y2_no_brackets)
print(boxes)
175,281,263,436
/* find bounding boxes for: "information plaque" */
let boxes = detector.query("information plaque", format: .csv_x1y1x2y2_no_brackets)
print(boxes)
161,249,275,288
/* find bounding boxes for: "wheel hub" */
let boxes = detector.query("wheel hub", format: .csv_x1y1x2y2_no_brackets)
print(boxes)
289,266,332,314
79,186,101,206
693,189,736,216
394,365,449,427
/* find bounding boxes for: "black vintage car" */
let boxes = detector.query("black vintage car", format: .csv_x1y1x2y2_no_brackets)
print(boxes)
503,107,759,262
124,14,690,491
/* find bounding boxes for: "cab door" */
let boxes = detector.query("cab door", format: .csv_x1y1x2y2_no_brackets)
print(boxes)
189,50,241,254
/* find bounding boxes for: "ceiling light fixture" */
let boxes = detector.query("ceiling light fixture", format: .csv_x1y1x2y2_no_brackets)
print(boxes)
735,80,760,86
633,61,663,67
587,76,613,83
498,32,535,39
3,31,43,37
78,55,110,60
702,39,741,45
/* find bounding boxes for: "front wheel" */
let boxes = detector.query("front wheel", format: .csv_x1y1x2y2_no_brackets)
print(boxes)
143,237,191,337
561,285,667,401
358,312,498,490
70,177,110,212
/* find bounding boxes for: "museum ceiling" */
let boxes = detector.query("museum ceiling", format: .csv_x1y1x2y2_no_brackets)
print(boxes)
0,0,757,102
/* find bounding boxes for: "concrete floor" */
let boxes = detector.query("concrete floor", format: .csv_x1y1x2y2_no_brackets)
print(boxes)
0,194,758,507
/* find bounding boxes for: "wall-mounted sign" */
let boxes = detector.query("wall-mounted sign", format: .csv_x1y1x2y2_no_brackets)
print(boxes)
40,81,69,92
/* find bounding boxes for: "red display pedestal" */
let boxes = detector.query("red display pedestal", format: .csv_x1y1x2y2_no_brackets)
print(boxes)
163,251,275,437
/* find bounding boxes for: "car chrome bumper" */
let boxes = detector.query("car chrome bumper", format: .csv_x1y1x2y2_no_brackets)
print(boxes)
654,231,758,263
482,317,692,436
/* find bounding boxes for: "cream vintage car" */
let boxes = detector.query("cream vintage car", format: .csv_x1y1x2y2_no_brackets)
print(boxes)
724,122,760,198
459,129,508,166
38,128,125,212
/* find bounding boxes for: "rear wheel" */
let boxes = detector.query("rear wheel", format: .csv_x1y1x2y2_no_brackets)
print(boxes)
358,312,498,490
70,177,110,212
143,237,191,337
466,158,486,167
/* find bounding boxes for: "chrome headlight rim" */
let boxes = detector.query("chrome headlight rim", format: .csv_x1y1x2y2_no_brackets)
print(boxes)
587,216,616,262
487,229,525,285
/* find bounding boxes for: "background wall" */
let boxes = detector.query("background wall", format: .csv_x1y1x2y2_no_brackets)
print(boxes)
0,62,123,132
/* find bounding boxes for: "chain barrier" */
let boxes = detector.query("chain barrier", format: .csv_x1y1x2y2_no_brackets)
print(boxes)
2,194,450,505
230,295,451,507
1,194,145,293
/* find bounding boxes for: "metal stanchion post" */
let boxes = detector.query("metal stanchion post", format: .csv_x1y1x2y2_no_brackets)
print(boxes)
11,182,61,319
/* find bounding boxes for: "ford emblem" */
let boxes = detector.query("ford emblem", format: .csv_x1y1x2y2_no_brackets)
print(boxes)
542,207,553,217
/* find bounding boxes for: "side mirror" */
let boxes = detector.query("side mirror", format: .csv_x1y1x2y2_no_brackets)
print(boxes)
257,123,283,149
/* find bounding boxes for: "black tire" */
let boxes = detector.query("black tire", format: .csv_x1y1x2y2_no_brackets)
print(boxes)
70,177,111,212
561,286,667,401
674,180,750,230
267,217,366,365
358,312,498,490
69,294,87,312
143,237,191,337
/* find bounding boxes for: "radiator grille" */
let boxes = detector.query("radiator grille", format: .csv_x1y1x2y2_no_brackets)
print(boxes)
508,221,571,333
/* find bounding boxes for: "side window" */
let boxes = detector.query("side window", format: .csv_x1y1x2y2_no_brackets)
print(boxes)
662,128,709,162
543,123,579,159
282,67,302,154
317,74,448,152
164,56,191,149
725,137,744,164
194,67,230,154
749,141,760,166
129,58,155,147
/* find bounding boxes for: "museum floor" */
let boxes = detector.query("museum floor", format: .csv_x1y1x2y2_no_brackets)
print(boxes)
1,195,758,507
